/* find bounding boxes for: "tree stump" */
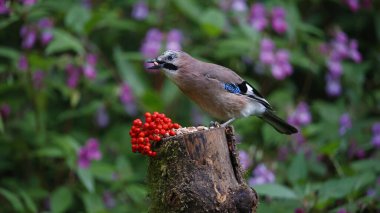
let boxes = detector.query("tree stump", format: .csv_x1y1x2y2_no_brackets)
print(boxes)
147,126,258,213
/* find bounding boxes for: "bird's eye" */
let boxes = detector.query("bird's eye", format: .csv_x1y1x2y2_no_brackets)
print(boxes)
167,55,173,61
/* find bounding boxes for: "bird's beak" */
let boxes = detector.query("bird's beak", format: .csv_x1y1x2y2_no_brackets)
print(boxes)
146,58,164,70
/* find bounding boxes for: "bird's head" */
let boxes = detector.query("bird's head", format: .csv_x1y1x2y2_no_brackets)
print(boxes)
146,50,188,75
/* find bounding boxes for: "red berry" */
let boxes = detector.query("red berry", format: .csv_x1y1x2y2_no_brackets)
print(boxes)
145,112,151,118
133,119,142,127
169,130,176,136
131,138,137,144
138,137,144,143
173,123,180,129
160,129,166,135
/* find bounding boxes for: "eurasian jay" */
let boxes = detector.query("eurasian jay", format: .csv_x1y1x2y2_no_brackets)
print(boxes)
146,50,298,135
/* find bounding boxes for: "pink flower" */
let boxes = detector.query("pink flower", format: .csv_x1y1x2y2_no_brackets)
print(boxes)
259,38,275,64
327,59,343,77
231,0,247,12
18,55,28,71
371,122,380,148
248,163,275,186
238,151,252,170
343,0,360,12
326,73,341,97
21,0,37,6
119,83,137,115
20,25,37,49
37,18,54,45
83,54,97,80
348,39,361,63
339,113,352,135
141,28,163,58
249,3,268,31
0,0,10,14
132,1,149,20
77,138,102,169
0,104,11,119
288,102,312,127
271,7,287,34
96,105,109,128
32,70,44,89
66,64,81,88
166,29,183,51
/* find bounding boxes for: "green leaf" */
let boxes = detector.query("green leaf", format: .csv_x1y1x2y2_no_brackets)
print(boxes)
0,188,24,212
113,47,147,97
312,101,341,123
253,183,298,199
90,162,115,182
291,50,317,72
161,79,180,107
51,187,73,213
298,23,324,37
0,47,19,61
0,116,4,133
126,184,148,203
351,159,380,172
375,13,380,42
319,177,357,199
82,193,105,212
200,9,226,37
0,15,19,30
215,38,252,58
172,0,201,22
318,140,341,156
262,124,286,145
258,200,300,213
141,90,163,112
77,168,95,193
65,5,91,34
287,153,307,183
35,147,64,158
45,29,84,55
18,190,37,213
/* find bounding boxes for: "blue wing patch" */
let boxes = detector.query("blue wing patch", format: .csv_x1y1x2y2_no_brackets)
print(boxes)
224,83,241,94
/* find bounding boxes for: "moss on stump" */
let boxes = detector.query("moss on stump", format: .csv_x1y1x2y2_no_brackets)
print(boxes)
147,126,258,213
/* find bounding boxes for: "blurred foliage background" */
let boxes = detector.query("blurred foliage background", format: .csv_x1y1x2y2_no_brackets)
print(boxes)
0,0,379,212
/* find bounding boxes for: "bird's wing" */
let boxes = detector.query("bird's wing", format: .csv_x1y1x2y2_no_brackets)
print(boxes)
203,63,273,110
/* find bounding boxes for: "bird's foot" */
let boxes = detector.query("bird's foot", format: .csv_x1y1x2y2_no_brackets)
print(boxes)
209,121,221,128
221,118,235,127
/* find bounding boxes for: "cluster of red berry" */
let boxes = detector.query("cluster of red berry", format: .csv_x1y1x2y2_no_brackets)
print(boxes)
129,112,181,157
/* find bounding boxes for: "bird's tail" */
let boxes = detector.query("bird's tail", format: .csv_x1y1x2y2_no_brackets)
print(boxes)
261,110,298,135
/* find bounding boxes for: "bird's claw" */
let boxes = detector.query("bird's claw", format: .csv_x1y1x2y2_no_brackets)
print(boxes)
209,121,221,128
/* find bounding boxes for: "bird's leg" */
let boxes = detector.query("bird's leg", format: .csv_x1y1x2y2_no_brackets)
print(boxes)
209,121,221,128
221,118,235,127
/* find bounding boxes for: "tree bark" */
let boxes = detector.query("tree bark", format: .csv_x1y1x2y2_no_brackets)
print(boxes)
147,126,258,213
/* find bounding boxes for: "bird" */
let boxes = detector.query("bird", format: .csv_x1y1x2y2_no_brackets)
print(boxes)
146,50,298,135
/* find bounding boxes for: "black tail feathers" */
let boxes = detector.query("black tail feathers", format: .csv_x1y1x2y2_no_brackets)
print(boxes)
261,110,298,135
